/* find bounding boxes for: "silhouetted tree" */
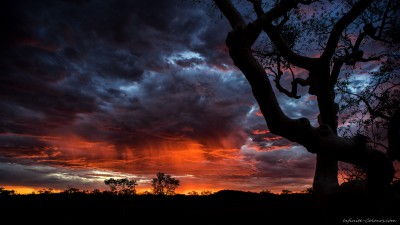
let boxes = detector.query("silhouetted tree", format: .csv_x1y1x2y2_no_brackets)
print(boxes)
187,190,199,196
104,178,138,195
200,190,213,196
212,0,399,198
0,187,16,196
104,178,118,193
281,189,293,195
301,187,314,195
141,190,153,195
90,189,101,195
151,172,180,195
260,189,272,194
38,188,54,194
63,186,81,194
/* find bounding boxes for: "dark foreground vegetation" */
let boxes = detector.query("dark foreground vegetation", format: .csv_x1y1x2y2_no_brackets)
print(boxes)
1,187,399,224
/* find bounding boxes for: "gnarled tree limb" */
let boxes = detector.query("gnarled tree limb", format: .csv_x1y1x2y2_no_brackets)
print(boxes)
250,0,318,70
272,57,308,99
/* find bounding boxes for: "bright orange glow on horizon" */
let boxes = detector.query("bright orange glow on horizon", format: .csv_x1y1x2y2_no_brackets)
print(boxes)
4,184,308,195
3,186,63,195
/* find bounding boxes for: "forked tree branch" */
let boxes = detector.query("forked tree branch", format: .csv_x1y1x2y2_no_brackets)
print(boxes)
214,0,245,29
247,0,264,17
322,0,374,61
261,23,317,70
219,0,319,70
272,57,308,99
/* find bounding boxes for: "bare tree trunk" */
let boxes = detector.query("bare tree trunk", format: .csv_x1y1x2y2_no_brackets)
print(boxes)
313,155,338,195
313,63,340,196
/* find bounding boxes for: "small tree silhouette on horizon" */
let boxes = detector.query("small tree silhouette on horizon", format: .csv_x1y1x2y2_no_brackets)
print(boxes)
281,190,293,195
38,188,54,195
151,172,180,195
104,178,137,195
0,187,16,196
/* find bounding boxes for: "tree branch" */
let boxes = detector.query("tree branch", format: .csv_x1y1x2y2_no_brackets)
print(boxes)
340,89,392,121
362,99,391,121
214,0,246,29
247,0,264,17
330,60,344,89
335,49,381,66
358,56,381,63
369,140,388,150
247,1,318,70
276,12,289,29
263,23,317,70
377,1,391,38
217,0,318,70
273,57,303,99
363,24,391,43
264,23,317,70
321,0,374,61
353,32,367,51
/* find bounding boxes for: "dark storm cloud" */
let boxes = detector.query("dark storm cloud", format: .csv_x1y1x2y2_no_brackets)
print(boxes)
0,64,98,135
240,145,316,179
0,0,252,157
192,19,233,69
0,134,46,152
75,68,254,151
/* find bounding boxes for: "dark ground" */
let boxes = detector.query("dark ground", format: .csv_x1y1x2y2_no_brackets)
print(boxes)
1,189,399,224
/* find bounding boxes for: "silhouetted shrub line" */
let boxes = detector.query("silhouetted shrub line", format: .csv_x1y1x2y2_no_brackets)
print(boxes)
1,186,399,224
1,179,399,223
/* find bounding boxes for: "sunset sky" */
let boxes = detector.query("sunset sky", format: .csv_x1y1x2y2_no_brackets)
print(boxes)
1,0,383,194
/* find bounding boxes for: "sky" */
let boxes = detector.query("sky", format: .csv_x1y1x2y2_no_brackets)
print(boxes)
0,0,350,194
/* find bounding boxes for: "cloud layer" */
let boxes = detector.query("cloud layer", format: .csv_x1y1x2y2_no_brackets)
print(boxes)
0,0,318,193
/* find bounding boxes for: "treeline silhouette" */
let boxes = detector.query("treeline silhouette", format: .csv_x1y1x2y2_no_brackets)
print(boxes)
0,187,319,223
1,179,399,224
102,172,180,196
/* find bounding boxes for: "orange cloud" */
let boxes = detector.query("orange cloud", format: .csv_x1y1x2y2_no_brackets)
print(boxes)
262,137,282,141
255,111,263,117
252,129,270,135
